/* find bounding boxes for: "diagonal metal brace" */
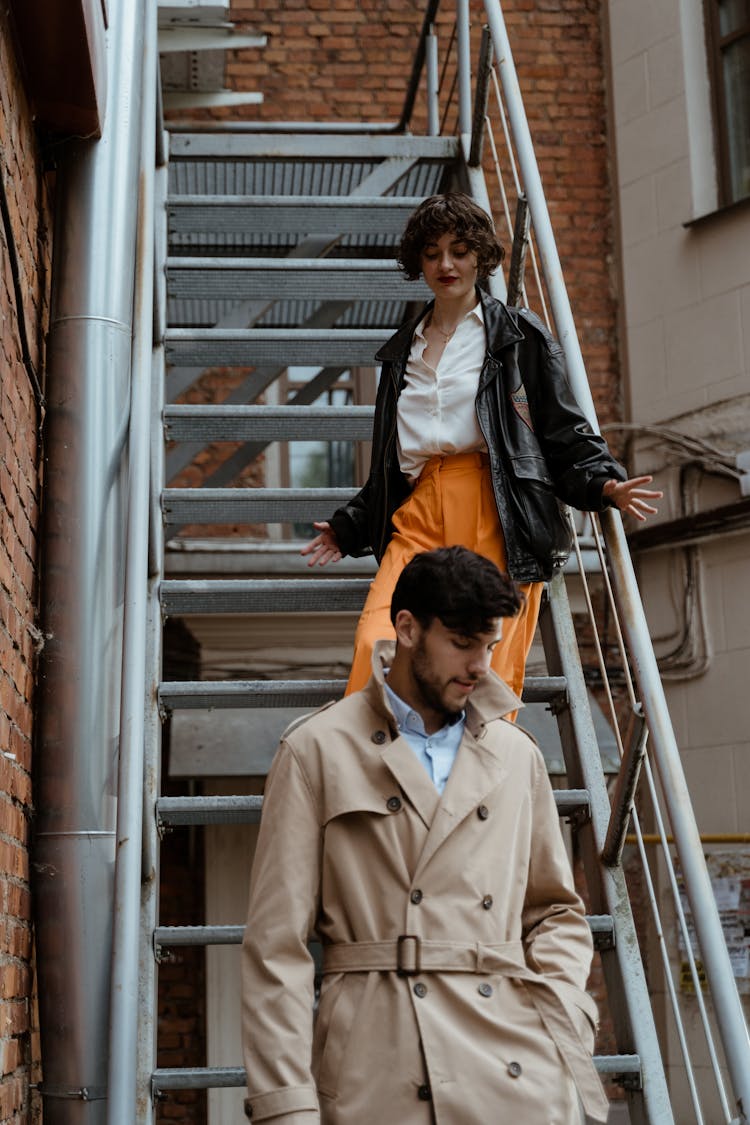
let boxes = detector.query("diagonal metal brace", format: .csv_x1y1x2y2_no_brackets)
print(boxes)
506,193,530,307
601,705,648,867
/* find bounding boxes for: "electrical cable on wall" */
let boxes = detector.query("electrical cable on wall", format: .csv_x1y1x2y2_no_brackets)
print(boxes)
0,146,46,423
601,423,744,680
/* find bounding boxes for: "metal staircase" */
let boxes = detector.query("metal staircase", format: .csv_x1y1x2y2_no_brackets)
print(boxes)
104,3,750,1124
136,130,665,1122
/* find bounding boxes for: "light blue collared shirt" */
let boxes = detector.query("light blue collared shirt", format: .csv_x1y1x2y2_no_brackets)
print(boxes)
383,680,466,794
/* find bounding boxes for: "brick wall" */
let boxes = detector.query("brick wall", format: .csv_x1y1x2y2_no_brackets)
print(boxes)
175,0,621,438
0,7,52,1124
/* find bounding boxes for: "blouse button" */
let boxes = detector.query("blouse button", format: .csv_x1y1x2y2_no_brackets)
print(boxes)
477,804,490,820
386,796,402,812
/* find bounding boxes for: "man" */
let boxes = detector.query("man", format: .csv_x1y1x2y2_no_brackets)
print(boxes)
241,547,608,1124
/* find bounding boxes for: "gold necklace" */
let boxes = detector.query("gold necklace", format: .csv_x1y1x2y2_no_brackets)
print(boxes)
429,314,457,343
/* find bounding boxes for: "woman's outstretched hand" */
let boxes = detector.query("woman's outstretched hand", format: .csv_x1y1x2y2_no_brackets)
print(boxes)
602,475,663,521
300,521,343,567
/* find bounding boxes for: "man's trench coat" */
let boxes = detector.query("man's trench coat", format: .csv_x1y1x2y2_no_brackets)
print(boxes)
241,643,609,1124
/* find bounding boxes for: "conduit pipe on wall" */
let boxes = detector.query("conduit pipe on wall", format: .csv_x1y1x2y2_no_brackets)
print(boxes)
34,0,147,1120
107,1,158,1118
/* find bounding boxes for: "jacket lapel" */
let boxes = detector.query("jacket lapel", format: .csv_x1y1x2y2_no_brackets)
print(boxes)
380,736,441,830
362,644,441,831
412,673,521,878
412,731,509,878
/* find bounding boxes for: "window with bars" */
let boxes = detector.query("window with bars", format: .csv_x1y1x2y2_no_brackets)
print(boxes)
705,0,750,205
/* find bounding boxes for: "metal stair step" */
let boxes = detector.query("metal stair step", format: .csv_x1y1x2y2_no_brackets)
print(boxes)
155,789,589,827
168,133,460,162
161,578,372,615
165,327,389,367
164,404,375,443
162,486,352,526
158,676,567,711
168,195,424,237
154,914,614,951
151,1054,640,1093
156,795,264,827
166,258,431,302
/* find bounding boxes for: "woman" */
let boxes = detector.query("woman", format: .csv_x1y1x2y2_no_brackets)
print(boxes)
302,193,660,699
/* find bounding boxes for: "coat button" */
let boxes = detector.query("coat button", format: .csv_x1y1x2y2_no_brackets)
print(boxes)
386,796,402,812
477,804,490,820
478,982,493,998
413,982,427,998
482,895,493,910
507,1060,522,1078
417,1084,432,1101
410,888,423,904
372,730,387,745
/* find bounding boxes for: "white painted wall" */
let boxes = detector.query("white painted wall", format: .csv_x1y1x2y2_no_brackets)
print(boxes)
606,0,750,1117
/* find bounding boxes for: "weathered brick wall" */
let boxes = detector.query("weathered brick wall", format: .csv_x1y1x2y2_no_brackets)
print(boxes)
0,7,52,1123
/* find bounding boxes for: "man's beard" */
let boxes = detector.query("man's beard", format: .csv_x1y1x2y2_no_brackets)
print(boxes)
411,636,466,723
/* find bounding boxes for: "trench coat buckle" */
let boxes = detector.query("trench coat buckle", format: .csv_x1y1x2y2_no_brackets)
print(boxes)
396,934,422,977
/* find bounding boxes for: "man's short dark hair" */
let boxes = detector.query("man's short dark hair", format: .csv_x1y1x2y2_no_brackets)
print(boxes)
390,547,523,634
398,193,505,281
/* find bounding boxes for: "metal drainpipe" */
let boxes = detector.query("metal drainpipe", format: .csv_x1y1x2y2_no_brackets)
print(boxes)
482,0,750,1117
33,0,147,1120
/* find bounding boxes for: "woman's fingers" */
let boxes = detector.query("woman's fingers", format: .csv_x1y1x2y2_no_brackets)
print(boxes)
300,522,341,566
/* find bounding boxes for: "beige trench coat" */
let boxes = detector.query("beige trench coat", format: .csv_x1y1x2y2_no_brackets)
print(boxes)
242,643,608,1124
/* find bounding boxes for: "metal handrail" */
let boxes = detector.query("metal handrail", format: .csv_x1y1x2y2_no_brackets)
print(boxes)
479,1,750,1118
107,3,161,1121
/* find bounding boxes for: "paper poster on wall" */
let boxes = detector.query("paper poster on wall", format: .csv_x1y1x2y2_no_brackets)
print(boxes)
675,850,750,996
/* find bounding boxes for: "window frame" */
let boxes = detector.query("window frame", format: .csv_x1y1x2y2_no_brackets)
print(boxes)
703,0,750,206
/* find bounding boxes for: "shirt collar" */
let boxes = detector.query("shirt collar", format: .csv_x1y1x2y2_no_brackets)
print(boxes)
365,639,523,734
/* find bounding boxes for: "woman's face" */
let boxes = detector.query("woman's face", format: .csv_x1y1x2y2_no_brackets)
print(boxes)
420,230,478,304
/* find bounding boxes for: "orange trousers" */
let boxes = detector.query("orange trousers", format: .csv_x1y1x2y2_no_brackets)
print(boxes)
346,452,544,706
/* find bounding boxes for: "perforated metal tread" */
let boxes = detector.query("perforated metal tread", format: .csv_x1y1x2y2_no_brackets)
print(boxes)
165,327,390,367
151,1053,641,1093
163,404,375,443
167,194,424,237
157,676,568,711
166,258,431,303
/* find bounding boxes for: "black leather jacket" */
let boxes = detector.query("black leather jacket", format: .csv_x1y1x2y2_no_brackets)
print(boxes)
329,288,626,582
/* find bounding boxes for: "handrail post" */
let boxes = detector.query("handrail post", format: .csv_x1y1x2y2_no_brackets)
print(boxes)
481,1,750,1115
456,0,472,138
426,26,440,136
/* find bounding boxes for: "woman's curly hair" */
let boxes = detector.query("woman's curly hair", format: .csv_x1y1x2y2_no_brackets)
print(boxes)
397,193,505,280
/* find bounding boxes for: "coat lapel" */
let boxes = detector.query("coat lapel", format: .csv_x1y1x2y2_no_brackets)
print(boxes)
380,735,441,830
412,672,522,878
412,730,509,878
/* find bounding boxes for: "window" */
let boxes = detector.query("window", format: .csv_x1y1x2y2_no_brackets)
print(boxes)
705,0,750,204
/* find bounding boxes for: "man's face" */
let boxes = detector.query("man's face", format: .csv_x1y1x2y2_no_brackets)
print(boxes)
409,616,501,722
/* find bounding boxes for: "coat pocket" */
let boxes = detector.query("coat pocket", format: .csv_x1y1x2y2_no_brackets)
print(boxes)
313,973,366,1099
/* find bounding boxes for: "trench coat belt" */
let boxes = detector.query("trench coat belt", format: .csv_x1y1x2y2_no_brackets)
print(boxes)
322,938,609,1122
